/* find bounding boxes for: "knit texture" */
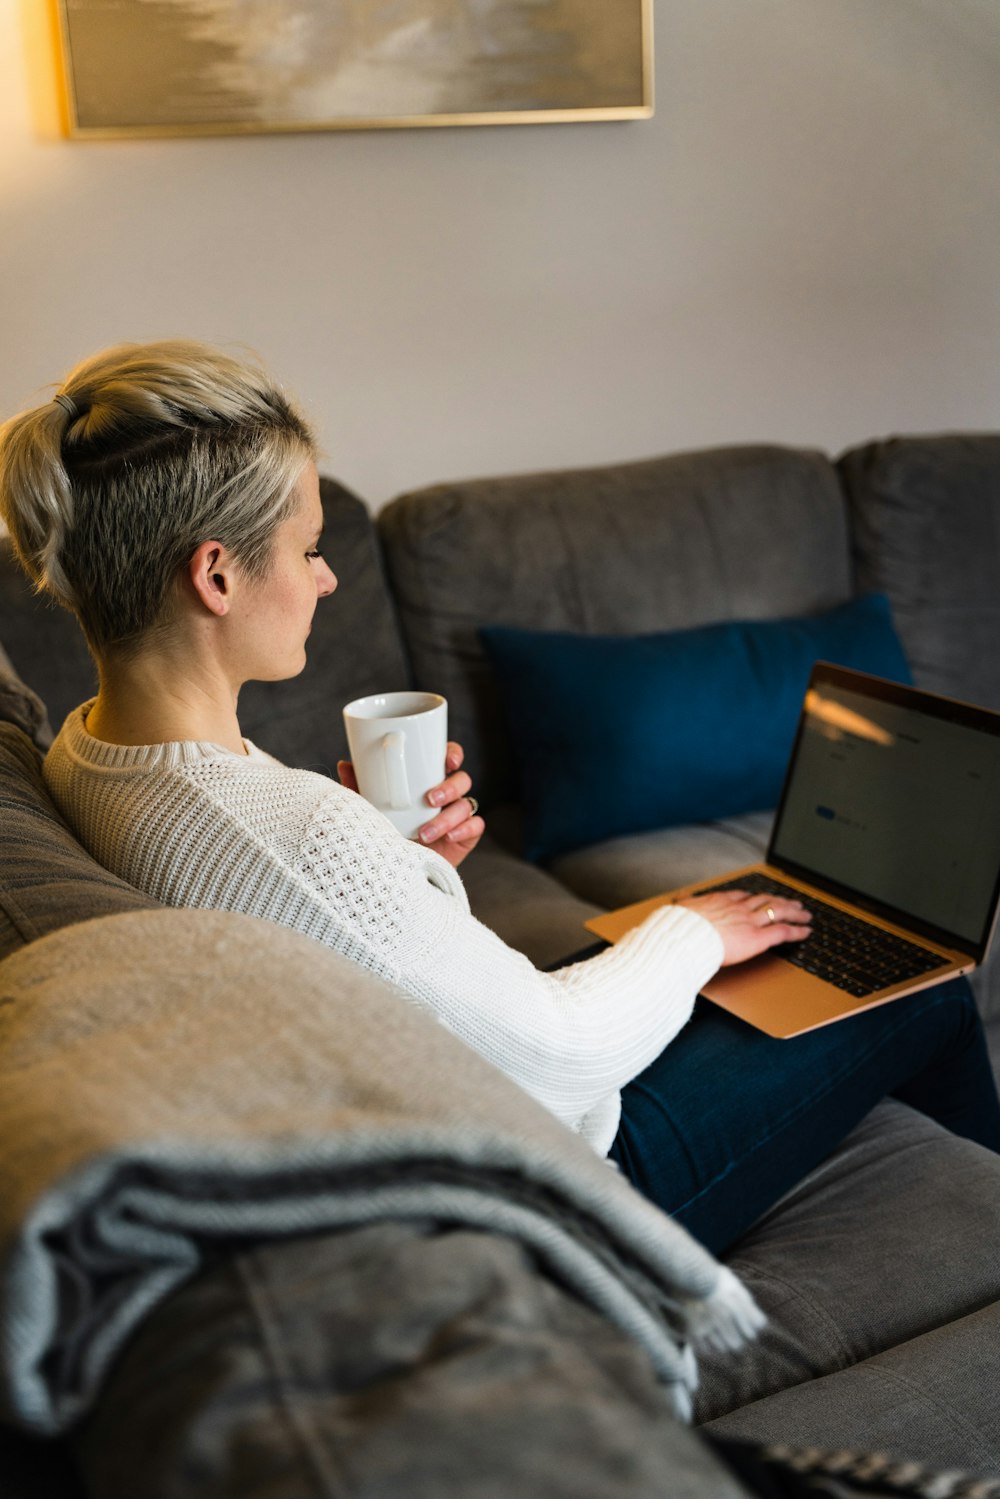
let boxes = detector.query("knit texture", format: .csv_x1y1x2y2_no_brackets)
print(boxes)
44,703,724,1153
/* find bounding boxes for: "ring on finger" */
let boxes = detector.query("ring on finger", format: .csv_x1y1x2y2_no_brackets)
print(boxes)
764,905,776,925
465,795,479,819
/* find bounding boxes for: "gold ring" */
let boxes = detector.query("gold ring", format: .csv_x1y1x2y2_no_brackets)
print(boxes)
765,905,776,924
466,796,479,819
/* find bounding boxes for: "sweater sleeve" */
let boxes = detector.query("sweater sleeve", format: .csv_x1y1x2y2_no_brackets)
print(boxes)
395,888,724,1133
289,786,724,1138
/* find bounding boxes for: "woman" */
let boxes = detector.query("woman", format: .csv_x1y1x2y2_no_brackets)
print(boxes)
2,339,997,1256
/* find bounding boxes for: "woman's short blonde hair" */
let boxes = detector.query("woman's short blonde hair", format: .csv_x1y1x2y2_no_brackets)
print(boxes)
0,340,316,655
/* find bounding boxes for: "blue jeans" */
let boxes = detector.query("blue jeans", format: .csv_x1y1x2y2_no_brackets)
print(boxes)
609,977,1000,1256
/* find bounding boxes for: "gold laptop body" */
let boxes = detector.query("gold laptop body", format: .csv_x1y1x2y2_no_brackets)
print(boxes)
586,863,972,1039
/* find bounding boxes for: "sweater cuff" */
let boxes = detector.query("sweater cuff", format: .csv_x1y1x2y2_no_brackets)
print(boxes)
625,901,725,988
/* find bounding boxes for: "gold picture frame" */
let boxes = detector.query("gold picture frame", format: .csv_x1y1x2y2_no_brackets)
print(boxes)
55,0,653,139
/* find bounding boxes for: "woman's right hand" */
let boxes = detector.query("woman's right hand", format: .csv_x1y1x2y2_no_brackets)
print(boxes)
676,889,812,967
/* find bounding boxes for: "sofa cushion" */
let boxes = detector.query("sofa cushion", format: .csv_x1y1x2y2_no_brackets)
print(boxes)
840,434,1000,1024
704,1301,1000,1480
459,817,606,970
550,811,775,913
481,595,910,862
841,434,1000,714
0,643,53,750
0,561,96,740
379,445,852,810
0,724,157,962
697,1099,1000,1427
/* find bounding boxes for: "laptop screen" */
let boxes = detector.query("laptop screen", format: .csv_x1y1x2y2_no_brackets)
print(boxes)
769,665,1000,957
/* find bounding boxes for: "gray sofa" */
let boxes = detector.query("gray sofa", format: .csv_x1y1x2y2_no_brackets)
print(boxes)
1,436,999,1495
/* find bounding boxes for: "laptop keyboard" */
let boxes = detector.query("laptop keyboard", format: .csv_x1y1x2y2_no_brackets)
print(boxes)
698,872,946,998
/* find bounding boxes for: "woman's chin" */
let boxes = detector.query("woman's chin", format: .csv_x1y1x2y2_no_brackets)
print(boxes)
252,649,309,683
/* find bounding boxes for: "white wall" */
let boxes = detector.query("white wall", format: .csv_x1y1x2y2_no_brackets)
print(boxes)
2,0,999,507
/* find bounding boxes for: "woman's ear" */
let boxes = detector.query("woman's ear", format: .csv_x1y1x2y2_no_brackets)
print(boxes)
188,540,236,617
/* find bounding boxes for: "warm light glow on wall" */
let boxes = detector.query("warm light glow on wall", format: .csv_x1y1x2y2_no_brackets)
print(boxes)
17,0,67,140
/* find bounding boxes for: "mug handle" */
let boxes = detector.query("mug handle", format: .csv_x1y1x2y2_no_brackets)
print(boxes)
382,732,411,810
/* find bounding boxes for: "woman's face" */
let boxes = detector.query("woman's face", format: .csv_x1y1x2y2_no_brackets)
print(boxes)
232,460,337,682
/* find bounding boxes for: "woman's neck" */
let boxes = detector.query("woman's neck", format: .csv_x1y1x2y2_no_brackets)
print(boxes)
85,647,247,756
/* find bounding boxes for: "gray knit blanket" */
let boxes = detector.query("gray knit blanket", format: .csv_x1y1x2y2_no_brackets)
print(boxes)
0,908,763,1436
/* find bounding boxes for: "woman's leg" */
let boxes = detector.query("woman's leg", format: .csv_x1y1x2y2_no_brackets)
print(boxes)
610,977,1000,1257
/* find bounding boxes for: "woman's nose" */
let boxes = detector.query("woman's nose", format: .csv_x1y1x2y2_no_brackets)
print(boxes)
317,560,337,597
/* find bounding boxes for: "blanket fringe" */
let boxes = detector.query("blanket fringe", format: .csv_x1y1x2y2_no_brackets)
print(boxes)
684,1265,766,1353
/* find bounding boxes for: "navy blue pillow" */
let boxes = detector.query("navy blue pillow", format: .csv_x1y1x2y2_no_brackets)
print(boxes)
480,594,912,862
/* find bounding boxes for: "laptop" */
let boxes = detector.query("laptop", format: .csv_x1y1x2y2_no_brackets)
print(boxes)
585,663,1000,1037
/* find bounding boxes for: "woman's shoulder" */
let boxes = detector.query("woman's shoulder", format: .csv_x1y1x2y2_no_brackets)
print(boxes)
44,707,463,898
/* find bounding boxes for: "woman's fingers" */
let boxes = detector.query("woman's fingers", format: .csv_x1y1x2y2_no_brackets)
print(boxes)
425,768,472,810
418,796,484,868
677,889,812,967
336,759,359,793
756,913,812,945
419,787,479,847
681,890,810,923
419,744,483,866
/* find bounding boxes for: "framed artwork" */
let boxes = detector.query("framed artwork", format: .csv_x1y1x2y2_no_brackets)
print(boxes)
56,0,653,138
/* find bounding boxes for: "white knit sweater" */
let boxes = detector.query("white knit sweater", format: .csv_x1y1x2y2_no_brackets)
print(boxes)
44,703,724,1154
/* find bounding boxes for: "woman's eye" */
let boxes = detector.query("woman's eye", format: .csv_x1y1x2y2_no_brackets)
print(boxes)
306,549,324,561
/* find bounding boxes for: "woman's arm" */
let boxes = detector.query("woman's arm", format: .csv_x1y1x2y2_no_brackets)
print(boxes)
396,890,725,1133
305,765,808,1138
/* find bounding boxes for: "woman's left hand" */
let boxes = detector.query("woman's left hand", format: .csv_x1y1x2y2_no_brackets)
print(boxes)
337,742,485,869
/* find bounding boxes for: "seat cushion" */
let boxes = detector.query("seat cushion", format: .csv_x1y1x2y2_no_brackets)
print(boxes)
550,811,774,912
0,724,157,962
459,820,606,969
704,1300,1000,1478
698,1100,1000,1427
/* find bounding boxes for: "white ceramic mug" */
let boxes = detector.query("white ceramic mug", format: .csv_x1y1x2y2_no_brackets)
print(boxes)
342,691,448,839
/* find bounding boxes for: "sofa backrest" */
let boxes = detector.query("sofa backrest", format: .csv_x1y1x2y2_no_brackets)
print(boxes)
0,549,97,740
378,445,851,808
0,477,411,777
839,434,1000,714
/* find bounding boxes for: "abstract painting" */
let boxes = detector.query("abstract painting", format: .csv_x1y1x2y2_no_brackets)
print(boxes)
57,0,652,136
